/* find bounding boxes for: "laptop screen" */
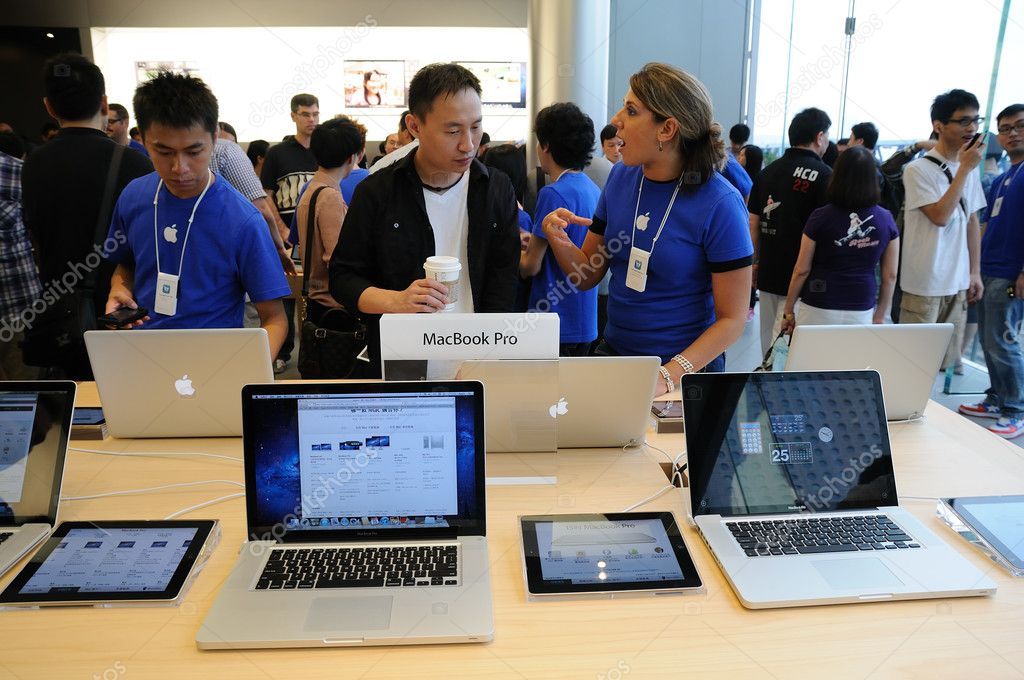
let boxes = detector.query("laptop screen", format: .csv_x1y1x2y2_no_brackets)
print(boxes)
0,382,75,526
243,382,485,540
683,371,897,517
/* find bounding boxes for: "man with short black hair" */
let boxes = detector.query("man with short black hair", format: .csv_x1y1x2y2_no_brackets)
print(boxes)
899,89,986,371
849,121,879,151
729,123,750,158
330,62,520,376
103,71,290,357
106,103,148,156
748,107,832,354
599,123,622,164
260,93,319,371
368,109,418,173
20,53,152,379
959,103,1024,437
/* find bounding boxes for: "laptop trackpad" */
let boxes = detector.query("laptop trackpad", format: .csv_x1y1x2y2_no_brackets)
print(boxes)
304,596,393,631
812,558,904,590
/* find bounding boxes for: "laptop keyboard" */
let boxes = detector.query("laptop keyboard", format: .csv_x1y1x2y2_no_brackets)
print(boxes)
0,532,12,545
255,545,460,590
727,515,920,557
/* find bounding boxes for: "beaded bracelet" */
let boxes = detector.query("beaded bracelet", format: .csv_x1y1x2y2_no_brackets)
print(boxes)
658,366,675,393
671,354,694,374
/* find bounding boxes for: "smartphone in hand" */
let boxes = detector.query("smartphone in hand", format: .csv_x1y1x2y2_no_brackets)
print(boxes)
97,307,148,327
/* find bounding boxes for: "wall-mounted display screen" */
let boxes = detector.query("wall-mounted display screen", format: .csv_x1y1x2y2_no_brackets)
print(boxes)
135,61,200,83
458,62,526,108
343,61,406,108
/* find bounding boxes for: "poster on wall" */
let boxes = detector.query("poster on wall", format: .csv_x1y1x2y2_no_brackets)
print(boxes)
135,61,201,83
458,62,526,109
343,61,406,108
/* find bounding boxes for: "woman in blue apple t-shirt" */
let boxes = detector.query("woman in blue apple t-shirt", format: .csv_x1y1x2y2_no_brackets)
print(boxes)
539,63,753,396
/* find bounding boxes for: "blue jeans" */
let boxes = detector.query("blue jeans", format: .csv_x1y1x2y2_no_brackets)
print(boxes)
979,276,1024,415
592,340,726,373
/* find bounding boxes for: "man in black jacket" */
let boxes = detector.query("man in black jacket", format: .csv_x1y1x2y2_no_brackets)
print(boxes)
329,63,520,376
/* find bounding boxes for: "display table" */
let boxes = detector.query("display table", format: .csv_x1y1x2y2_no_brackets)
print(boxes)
1,384,1022,679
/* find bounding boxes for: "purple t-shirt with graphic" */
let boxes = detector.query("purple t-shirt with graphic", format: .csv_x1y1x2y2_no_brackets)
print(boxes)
801,204,899,311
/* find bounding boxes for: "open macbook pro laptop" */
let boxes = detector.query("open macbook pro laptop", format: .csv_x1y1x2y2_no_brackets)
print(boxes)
682,370,996,609
784,323,953,421
197,381,492,649
458,356,659,451
0,382,75,578
85,328,273,438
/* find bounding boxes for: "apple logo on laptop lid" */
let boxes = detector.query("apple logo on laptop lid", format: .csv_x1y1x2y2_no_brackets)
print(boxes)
175,374,196,398
548,397,568,419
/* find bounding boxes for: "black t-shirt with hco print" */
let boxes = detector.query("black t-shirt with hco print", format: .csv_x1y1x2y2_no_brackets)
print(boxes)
748,147,831,295
259,136,316,220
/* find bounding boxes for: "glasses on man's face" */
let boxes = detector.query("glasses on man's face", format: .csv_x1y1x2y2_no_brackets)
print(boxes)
296,112,319,120
997,121,1024,136
107,118,124,125
947,116,984,128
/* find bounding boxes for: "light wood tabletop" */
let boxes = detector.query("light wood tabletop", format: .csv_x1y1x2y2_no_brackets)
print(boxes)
1,384,1022,679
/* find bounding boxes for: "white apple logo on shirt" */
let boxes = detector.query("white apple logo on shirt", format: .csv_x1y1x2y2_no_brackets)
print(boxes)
548,397,569,418
635,212,650,231
164,224,178,243
174,374,196,397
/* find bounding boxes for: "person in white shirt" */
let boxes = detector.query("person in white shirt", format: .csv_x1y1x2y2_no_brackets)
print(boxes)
900,89,987,370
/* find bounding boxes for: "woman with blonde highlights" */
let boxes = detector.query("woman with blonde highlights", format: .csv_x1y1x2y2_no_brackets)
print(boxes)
541,63,752,395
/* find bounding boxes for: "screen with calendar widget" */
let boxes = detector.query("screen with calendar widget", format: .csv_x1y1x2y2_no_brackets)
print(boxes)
685,372,897,516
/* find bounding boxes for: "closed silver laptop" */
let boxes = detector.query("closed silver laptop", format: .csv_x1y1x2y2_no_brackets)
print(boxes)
196,381,493,649
457,356,659,451
0,382,75,577
682,370,996,609
784,323,953,421
85,328,273,438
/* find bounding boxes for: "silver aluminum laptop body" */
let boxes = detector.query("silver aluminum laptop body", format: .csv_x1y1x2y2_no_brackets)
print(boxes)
197,381,493,649
556,356,660,448
784,323,953,421
682,371,996,609
456,360,558,452
85,328,273,438
0,382,75,577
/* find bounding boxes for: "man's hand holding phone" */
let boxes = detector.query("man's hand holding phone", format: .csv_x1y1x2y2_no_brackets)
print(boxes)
101,289,149,329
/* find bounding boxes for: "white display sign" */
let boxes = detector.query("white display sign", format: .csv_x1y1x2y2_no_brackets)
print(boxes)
379,313,559,365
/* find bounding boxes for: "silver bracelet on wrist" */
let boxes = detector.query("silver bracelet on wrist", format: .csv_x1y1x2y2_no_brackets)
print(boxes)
671,354,695,374
658,366,675,393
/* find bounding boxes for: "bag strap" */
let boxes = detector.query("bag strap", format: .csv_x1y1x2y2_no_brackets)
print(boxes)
922,155,968,218
301,186,329,300
756,329,790,372
82,143,125,294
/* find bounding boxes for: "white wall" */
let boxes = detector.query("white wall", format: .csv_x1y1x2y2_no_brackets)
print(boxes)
607,0,749,130
91,25,530,143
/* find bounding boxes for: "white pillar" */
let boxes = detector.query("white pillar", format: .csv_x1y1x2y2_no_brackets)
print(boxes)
527,0,611,172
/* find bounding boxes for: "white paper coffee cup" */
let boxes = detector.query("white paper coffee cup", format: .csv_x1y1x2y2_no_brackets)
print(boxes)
423,255,461,311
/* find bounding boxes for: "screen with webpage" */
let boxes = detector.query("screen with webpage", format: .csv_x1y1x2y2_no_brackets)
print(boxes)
0,389,71,522
19,527,197,594
248,390,481,531
535,518,683,585
686,373,897,516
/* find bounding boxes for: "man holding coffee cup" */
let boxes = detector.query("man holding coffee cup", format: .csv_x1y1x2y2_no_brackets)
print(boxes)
329,63,520,376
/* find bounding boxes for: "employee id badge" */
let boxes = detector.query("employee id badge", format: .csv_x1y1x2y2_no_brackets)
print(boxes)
991,196,1004,218
154,272,179,317
626,246,651,292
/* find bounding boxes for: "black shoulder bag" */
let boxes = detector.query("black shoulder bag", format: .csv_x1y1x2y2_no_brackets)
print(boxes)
22,144,125,371
296,186,366,379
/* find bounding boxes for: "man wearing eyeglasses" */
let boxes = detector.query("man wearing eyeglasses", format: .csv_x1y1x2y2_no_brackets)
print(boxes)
960,104,1024,438
259,92,320,373
106,103,149,157
899,89,987,374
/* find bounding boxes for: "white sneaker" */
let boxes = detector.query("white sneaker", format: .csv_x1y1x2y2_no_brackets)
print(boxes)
273,359,287,374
